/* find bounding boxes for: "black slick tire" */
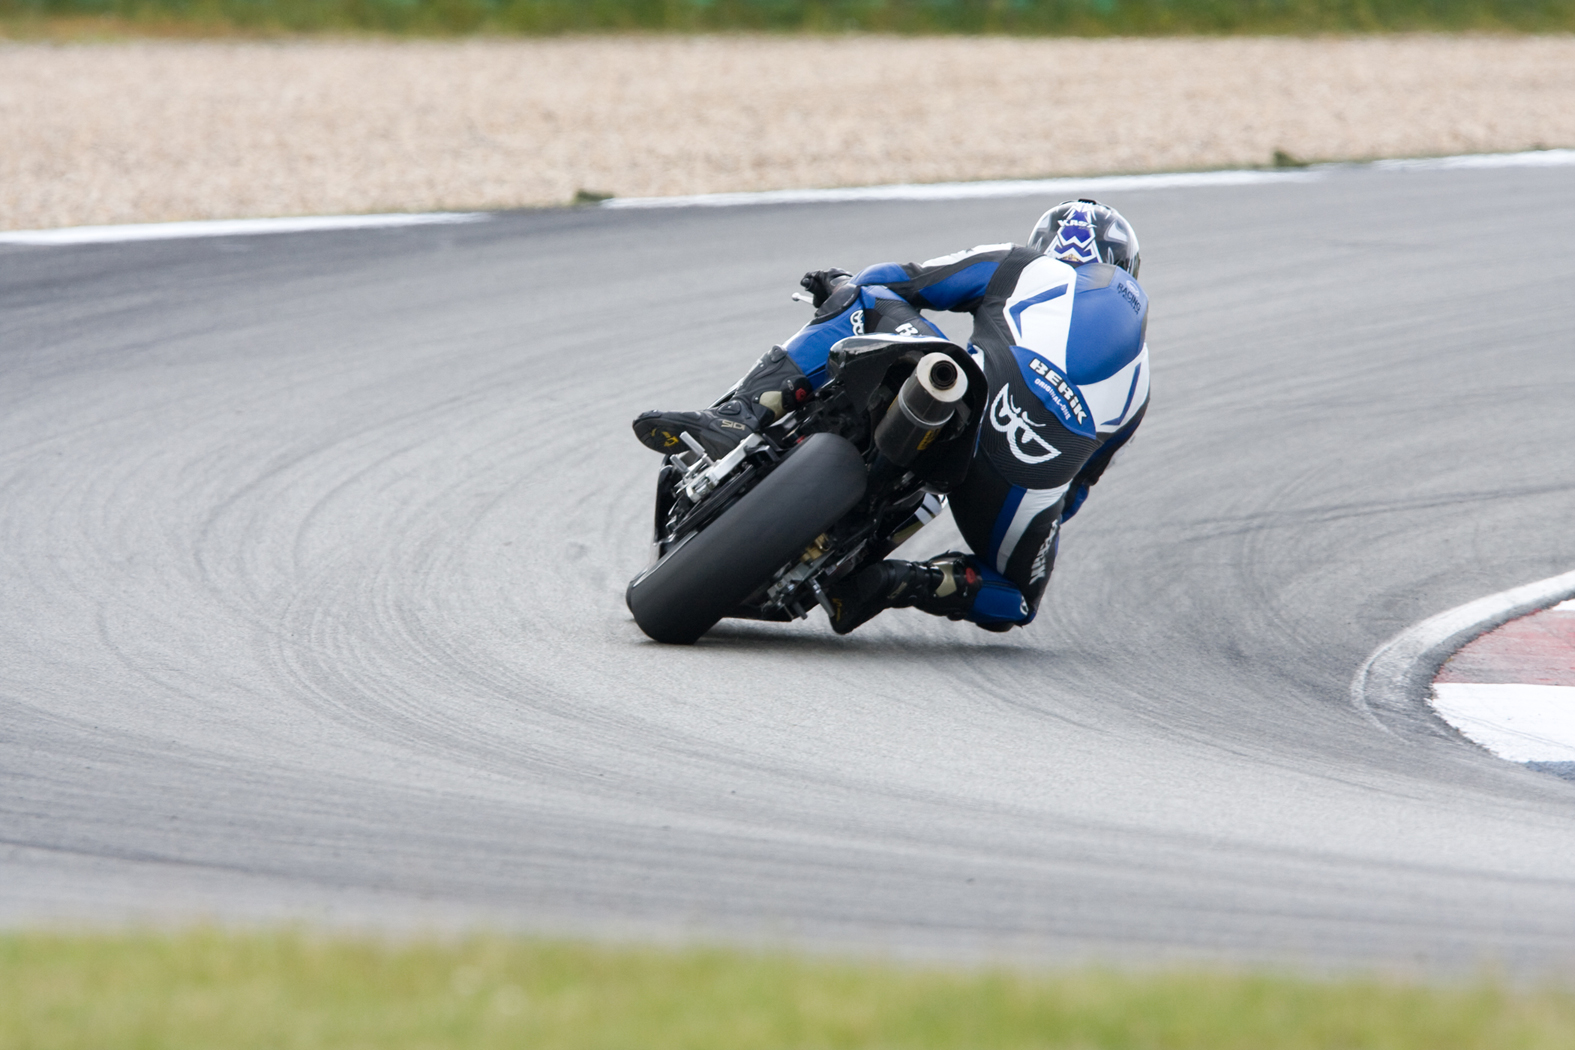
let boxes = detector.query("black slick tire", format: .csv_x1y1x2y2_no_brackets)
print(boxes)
626,433,867,644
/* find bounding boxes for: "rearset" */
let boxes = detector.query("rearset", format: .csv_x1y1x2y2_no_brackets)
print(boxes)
676,432,765,503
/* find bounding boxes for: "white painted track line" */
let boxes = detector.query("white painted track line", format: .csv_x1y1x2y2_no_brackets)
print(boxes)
7,148,1571,242
605,149,1575,210
1374,148,1575,172
1431,684,1575,762
601,169,1319,209
0,212,488,247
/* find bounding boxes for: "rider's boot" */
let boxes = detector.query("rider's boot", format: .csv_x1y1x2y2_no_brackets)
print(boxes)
826,553,981,635
632,347,812,459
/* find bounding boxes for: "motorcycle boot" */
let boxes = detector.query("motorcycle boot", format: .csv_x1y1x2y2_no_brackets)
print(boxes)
913,553,985,621
826,553,980,635
633,347,812,459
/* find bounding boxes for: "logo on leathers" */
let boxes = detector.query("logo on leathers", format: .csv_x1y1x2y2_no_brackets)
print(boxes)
990,387,1061,465
1030,519,1060,584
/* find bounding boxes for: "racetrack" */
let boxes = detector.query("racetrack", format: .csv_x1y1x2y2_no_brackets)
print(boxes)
3,163,1575,972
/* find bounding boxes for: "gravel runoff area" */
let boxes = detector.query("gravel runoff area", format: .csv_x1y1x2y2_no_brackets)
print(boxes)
3,34,1574,230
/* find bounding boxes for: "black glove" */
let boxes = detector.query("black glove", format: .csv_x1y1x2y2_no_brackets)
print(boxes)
800,268,853,308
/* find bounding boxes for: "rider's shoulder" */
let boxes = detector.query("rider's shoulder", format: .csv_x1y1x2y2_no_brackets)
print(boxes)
1072,262,1144,295
916,242,1016,268
1069,262,1148,316
1010,257,1145,298
1060,264,1147,384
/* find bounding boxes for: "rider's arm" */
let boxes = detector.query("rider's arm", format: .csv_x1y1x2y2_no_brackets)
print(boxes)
851,244,1016,313
1062,340,1150,522
1061,400,1146,522
780,245,1012,387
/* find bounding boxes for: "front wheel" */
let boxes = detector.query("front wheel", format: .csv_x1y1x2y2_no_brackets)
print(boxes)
626,433,867,644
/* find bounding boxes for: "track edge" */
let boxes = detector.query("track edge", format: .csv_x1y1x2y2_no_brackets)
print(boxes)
1350,568,1575,741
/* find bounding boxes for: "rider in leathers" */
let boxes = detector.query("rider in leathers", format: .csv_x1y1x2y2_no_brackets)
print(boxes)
633,200,1149,635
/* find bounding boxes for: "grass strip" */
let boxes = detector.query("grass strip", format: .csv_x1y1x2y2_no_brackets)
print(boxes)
2,0,1574,36
2,929,1575,1049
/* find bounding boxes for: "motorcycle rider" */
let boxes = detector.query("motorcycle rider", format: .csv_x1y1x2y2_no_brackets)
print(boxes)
632,199,1149,634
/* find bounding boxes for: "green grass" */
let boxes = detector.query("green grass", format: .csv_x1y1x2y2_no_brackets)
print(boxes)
1,0,1573,36
3,929,1575,1050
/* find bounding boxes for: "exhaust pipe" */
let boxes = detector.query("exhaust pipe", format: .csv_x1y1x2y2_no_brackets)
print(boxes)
873,351,968,467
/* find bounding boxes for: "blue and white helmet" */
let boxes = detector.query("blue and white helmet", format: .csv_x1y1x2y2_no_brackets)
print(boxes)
1028,199,1140,278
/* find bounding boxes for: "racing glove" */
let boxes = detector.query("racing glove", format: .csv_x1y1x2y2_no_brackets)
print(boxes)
799,267,853,308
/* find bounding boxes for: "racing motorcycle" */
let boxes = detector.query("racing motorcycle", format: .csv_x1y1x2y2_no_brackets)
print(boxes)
626,334,987,644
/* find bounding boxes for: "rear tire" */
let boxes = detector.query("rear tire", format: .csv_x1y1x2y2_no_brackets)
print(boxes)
626,433,867,644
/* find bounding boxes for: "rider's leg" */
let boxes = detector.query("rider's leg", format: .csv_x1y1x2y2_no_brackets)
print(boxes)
632,345,810,458
941,467,1067,630
778,283,944,387
827,340,1086,634
825,513,1059,635
631,285,943,457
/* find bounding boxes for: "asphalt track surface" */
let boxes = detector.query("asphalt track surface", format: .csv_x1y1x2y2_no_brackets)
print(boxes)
3,164,1574,972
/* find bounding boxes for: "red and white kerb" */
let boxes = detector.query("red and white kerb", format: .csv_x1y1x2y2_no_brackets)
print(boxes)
1432,599,1575,764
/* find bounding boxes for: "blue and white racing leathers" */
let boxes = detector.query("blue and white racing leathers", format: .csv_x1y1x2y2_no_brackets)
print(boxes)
777,243,1150,628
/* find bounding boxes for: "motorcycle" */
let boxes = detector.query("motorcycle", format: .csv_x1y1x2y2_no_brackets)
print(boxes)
626,333,988,644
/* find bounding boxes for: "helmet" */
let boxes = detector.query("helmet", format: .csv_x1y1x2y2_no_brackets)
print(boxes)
1028,199,1140,278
